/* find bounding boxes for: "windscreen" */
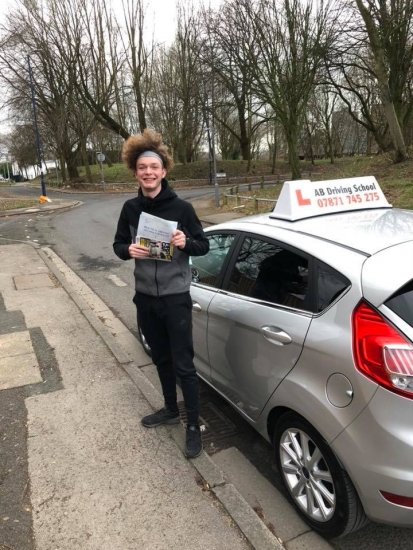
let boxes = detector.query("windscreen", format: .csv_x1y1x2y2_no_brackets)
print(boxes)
385,280,413,327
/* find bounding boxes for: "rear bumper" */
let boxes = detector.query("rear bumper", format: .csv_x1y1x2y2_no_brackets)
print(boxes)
332,387,413,526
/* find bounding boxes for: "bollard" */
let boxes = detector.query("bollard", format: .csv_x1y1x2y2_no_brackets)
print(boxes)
254,197,258,213
223,194,228,206
236,194,239,206
260,176,264,189
235,185,239,194
248,182,252,191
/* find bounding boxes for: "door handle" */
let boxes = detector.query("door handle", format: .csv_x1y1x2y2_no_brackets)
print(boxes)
260,326,292,345
192,302,202,312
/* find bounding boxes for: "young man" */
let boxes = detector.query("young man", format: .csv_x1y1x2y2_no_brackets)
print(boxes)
113,129,209,459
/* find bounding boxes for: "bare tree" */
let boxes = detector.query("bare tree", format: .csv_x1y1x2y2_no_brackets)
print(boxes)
325,58,392,152
8,124,38,178
119,0,153,132
326,1,413,161
0,0,84,179
311,86,339,163
200,0,267,170
174,3,204,164
234,0,337,179
68,0,130,139
353,0,410,161
213,94,242,160
147,46,182,160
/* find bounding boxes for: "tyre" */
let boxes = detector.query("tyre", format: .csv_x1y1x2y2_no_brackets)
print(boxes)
138,323,152,357
273,412,368,539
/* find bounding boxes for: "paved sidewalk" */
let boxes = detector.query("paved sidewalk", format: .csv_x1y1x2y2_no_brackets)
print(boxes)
0,242,283,550
0,197,335,550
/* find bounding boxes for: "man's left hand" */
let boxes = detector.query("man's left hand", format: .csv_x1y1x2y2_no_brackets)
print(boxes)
171,230,186,249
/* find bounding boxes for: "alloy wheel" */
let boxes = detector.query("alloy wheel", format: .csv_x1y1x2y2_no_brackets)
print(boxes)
279,427,336,522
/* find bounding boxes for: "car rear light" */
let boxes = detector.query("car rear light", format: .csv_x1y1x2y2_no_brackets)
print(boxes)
352,301,413,398
380,491,413,508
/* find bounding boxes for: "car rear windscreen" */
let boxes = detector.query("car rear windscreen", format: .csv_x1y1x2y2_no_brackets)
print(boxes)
385,280,413,327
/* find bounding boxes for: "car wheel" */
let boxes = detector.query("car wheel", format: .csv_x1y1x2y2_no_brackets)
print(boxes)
274,412,368,539
138,323,152,357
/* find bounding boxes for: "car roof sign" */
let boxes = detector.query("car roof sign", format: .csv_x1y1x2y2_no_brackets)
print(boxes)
270,176,392,221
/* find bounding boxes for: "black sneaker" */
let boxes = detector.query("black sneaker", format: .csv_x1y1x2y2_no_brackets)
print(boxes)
141,407,180,428
185,425,203,458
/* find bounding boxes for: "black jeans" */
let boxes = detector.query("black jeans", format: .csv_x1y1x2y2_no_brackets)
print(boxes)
133,291,199,426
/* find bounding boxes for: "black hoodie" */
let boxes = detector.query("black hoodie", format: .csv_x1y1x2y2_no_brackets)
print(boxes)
113,179,209,296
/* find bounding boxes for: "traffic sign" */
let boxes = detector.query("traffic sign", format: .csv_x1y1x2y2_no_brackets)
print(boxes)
97,152,105,162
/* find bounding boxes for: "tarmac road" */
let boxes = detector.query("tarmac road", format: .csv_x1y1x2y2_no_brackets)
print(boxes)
1,187,413,549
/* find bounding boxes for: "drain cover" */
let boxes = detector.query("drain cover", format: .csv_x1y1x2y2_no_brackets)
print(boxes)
178,401,238,443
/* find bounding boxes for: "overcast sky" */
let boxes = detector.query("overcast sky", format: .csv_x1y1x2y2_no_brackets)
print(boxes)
142,0,223,45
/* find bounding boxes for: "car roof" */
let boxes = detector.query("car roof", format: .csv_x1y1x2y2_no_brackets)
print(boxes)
208,207,413,255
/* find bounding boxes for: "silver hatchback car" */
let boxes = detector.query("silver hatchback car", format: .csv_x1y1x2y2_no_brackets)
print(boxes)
188,177,413,538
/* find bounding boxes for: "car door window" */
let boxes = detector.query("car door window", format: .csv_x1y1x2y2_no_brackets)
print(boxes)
228,236,310,310
191,234,235,288
317,263,350,312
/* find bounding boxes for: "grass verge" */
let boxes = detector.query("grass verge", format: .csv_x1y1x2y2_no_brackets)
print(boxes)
0,198,41,211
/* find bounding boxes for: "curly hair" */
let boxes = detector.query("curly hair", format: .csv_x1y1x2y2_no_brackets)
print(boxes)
121,129,174,172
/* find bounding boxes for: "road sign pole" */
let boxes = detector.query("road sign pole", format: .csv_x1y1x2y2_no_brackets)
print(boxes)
100,160,105,192
96,152,105,192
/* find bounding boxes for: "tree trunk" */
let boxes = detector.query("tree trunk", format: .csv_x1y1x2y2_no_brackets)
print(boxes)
382,96,408,162
326,128,334,164
178,139,186,164
271,144,277,175
366,131,372,156
59,156,67,182
285,128,302,180
135,85,147,133
240,135,251,171
354,0,408,162
186,142,193,163
67,163,79,179
239,111,250,164
65,151,79,179
305,117,315,165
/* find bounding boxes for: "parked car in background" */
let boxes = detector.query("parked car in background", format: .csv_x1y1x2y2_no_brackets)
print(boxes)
140,176,413,538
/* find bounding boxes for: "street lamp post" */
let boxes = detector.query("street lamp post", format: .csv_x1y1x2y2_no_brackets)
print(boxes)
27,54,47,199
210,119,219,208
204,93,213,186
204,92,219,207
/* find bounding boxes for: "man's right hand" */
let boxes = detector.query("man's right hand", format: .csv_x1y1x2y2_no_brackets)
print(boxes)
128,243,149,259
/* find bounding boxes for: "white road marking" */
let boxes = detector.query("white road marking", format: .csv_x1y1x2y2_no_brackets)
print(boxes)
107,274,128,287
